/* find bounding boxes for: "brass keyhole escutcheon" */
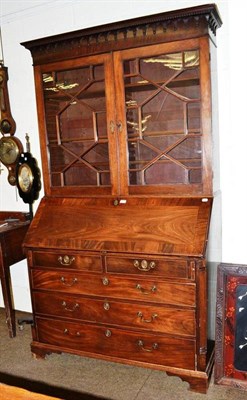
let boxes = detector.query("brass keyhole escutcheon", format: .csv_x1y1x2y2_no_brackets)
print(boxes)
105,329,112,337
103,302,110,310
102,277,109,286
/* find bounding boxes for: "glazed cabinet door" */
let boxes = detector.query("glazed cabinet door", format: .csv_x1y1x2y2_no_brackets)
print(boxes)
114,37,212,196
35,37,212,198
35,53,119,196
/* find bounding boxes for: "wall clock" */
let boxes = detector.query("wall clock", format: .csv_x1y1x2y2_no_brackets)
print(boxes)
16,151,41,207
18,163,34,193
0,64,16,135
0,135,23,185
0,136,23,165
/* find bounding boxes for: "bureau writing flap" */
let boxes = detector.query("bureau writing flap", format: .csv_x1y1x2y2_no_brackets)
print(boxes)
24,196,212,257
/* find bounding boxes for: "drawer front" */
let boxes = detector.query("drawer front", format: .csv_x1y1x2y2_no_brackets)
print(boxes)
32,251,102,272
33,291,196,337
35,317,196,370
31,270,196,307
106,255,192,279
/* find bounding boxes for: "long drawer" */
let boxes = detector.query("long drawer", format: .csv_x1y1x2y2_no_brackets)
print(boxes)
32,291,196,337
31,269,196,307
35,317,196,370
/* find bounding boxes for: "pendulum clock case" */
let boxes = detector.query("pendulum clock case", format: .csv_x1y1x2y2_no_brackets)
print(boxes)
22,4,222,393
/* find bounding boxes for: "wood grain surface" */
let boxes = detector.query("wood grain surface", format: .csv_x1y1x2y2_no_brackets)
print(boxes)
24,196,212,256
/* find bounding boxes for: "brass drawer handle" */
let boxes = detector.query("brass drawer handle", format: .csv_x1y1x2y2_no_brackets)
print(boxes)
137,340,158,352
60,276,78,286
58,255,75,266
61,301,79,312
133,259,156,272
137,311,158,323
102,277,109,286
63,328,81,336
136,283,157,295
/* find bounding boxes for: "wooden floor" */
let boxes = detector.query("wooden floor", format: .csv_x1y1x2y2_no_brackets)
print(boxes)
0,383,60,400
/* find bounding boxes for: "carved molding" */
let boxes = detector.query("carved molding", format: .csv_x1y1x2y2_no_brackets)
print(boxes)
21,4,222,64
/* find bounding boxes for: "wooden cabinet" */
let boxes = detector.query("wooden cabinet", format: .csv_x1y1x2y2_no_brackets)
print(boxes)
22,4,222,394
0,212,31,337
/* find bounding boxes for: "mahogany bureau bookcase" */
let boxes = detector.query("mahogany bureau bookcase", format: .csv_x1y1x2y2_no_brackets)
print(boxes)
21,4,222,393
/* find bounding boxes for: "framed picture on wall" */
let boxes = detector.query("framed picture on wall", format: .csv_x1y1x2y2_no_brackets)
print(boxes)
215,263,247,391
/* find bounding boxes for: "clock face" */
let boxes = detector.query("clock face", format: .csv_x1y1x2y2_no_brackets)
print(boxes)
16,151,41,204
18,163,34,193
0,136,21,165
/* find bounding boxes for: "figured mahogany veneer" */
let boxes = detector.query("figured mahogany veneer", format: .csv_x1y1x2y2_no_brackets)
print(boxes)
31,269,196,307
25,197,212,257
22,4,222,394
32,291,196,337
35,317,196,370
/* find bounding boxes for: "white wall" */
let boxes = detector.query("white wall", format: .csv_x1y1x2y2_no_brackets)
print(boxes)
0,0,246,312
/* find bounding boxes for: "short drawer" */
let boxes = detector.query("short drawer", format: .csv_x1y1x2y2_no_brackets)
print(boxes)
32,251,102,272
31,270,196,307
106,255,192,279
35,317,196,370
33,291,196,337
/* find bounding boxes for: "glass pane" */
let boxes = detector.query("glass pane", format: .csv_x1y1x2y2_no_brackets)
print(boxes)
187,103,200,131
126,108,139,137
184,50,199,67
140,53,183,78
43,63,110,188
64,165,97,186
168,137,202,161
142,93,184,133
56,67,90,94
128,141,158,164
168,69,200,100
129,170,144,186
189,169,202,184
145,162,187,185
83,143,110,171
59,102,95,141
124,48,201,187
